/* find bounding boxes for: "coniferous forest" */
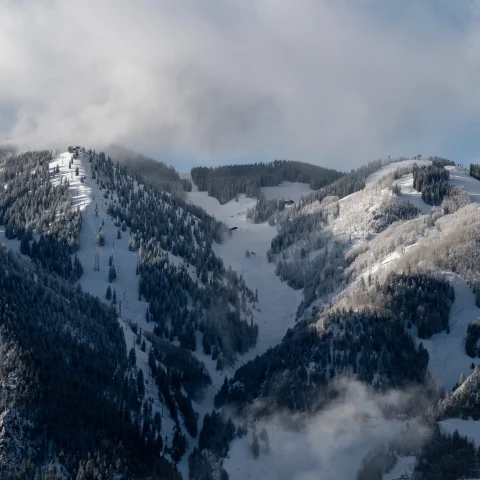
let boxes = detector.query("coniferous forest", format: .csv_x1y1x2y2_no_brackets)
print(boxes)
412,163,451,205
0,245,179,479
89,150,259,363
191,160,344,204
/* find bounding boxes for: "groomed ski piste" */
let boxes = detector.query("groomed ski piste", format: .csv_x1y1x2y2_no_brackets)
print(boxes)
5,152,480,479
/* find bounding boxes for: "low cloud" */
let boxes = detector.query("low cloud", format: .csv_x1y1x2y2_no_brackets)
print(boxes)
226,379,431,479
1,1,480,169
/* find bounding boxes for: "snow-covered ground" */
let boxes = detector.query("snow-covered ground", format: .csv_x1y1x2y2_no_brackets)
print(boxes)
261,181,311,202
447,165,480,204
394,173,433,214
422,275,479,392
186,186,302,364
365,159,431,186
383,456,416,480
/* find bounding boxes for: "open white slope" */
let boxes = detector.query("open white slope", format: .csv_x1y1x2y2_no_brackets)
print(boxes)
186,185,302,363
261,181,311,202
422,274,480,392
447,164,480,204
393,172,433,214
365,159,431,185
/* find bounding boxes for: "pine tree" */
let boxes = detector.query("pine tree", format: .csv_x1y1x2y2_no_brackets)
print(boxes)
20,234,30,256
128,347,136,368
112,289,117,305
148,349,156,375
137,369,145,397
108,264,117,283
106,285,112,300
96,231,105,246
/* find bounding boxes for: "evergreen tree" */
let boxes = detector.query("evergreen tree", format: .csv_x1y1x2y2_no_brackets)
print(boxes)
108,264,117,283
128,348,136,368
137,369,145,397
106,285,112,300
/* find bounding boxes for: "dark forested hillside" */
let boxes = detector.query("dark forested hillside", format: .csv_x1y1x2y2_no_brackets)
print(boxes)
215,271,453,414
470,163,480,181
215,309,429,414
105,145,191,196
0,245,179,479
410,426,480,480
191,160,343,204
412,164,450,206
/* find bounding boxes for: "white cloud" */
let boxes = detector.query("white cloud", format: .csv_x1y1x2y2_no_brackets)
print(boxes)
1,0,480,169
225,379,430,479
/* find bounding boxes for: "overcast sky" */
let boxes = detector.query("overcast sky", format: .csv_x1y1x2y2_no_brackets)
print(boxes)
1,0,480,172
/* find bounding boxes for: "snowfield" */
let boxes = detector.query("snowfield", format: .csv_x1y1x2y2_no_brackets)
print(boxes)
261,181,311,202
186,183,302,363
422,275,480,392
365,159,431,185
383,456,416,480
393,172,432,214
447,165,480,204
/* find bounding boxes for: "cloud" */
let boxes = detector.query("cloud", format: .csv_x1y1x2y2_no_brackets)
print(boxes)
1,0,480,169
225,379,430,480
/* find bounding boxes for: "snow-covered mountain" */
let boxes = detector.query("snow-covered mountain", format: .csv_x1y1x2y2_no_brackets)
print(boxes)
1,149,480,479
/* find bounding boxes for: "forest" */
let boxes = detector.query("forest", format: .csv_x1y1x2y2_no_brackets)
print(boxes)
470,162,480,181
0,150,83,280
0,245,179,479
215,271,453,414
191,159,343,204
105,144,192,197
88,150,259,364
412,163,451,206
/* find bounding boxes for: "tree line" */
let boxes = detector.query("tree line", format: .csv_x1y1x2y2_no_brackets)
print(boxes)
191,159,343,204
